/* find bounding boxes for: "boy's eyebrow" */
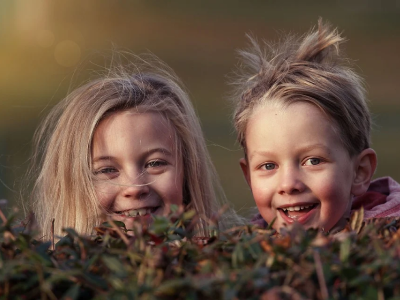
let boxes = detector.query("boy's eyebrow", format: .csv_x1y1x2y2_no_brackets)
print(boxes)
249,143,330,159
297,143,331,153
249,150,274,159
92,148,173,164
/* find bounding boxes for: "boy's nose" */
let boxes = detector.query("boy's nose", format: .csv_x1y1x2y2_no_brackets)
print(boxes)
277,166,306,195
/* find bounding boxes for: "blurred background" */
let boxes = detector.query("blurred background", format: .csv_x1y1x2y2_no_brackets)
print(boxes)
1,0,400,217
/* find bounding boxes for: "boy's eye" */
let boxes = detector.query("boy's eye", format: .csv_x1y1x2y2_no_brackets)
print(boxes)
145,160,167,168
262,163,276,170
304,158,321,166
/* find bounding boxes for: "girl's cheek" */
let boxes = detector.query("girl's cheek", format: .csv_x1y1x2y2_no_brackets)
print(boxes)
95,184,117,206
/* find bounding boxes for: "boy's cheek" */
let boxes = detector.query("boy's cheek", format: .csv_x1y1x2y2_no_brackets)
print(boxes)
252,188,276,220
257,206,279,228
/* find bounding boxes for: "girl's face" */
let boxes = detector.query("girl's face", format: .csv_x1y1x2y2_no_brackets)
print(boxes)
92,109,184,229
240,101,361,232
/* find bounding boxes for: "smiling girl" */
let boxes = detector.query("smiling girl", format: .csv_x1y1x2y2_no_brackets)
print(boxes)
232,20,400,233
27,56,240,239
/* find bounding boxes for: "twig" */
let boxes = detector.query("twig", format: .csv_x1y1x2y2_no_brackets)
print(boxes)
313,250,329,300
107,217,130,245
51,218,55,251
0,207,16,241
25,212,35,234
0,207,7,223
77,238,87,261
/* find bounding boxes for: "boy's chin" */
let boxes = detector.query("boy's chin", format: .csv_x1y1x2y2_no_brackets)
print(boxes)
273,217,349,234
323,215,350,234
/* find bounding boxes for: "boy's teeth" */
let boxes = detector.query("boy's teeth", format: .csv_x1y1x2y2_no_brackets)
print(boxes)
282,204,314,212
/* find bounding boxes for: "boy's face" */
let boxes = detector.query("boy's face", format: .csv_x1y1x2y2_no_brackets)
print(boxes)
92,110,184,229
240,101,359,232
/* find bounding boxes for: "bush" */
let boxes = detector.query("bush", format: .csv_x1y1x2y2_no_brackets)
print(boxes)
1,208,400,299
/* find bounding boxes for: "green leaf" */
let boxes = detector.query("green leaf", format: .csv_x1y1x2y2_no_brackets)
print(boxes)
340,237,351,263
61,284,80,300
182,210,196,221
152,217,171,234
155,278,190,296
170,204,179,213
101,256,127,276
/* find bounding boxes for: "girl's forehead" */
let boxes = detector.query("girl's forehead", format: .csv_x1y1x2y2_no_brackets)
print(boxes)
103,108,171,130
92,109,181,157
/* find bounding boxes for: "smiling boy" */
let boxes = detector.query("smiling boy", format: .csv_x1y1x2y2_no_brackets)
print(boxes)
233,20,400,232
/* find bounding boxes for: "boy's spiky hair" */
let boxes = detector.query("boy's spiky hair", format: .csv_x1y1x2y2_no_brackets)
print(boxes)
233,19,371,156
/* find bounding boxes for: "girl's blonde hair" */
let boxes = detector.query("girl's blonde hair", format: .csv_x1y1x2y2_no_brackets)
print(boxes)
28,55,239,239
233,19,371,157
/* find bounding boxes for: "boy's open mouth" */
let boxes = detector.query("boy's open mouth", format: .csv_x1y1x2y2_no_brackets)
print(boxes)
114,206,160,218
279,203,318,220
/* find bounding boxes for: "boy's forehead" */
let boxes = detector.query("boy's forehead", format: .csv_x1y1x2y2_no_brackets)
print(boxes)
252,100,314,118
253,100,338,129
256,97,285,110
246,101,345,152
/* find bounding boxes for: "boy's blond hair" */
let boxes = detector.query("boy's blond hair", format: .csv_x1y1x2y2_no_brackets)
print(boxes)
27,55,240,239
233,19,371,157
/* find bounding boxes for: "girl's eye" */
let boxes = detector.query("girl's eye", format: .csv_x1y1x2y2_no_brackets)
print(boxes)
262,163,276,170
145,160,167,168
94,167,118,175
304,158,321,166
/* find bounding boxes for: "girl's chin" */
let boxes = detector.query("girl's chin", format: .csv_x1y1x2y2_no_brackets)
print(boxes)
117,214,154,232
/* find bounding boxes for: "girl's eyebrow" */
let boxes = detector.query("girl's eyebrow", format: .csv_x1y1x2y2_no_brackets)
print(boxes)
92,148,173,164
145,147,173,157
92,156,115,164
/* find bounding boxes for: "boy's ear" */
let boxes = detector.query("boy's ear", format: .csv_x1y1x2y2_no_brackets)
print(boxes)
351,148,377,196
239,158,251,187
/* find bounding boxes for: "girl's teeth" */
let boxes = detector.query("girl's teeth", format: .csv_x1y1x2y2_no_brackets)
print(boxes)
129,210,138,217
137,208,147,216
123,208,151,217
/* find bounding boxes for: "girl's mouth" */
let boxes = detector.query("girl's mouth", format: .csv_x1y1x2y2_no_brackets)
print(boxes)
115,206,159,218
278,203,319,224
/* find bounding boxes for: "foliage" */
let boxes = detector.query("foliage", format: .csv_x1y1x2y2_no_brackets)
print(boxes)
1,208,400,300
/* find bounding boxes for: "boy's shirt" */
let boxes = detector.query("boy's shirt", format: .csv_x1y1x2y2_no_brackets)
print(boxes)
251,176,400,228
352,176,400,219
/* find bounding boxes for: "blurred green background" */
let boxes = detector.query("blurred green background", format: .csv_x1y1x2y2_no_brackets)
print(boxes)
1,1,400,217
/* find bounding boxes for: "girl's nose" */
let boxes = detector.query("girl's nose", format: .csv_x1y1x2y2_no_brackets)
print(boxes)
121,173,150,200
278,166,306,195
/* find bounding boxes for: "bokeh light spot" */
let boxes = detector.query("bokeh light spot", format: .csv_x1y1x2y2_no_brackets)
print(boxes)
54,40,81,67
